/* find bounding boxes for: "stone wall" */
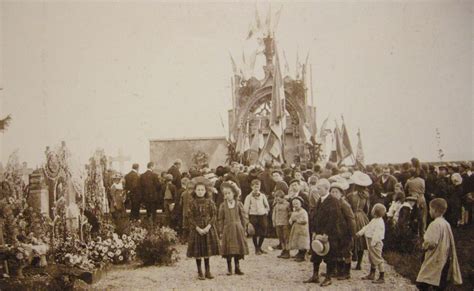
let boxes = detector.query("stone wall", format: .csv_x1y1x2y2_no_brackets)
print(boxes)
149,137,228,171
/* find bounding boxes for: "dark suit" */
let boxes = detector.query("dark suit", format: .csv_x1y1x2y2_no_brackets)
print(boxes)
258,170,275,196
309,194,347,275
139,169,162,221
124,170,141,220
167,165,182,190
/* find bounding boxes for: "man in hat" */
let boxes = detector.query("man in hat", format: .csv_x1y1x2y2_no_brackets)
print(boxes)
167,159,183,190
304,179,346,286
377,167,398,203
139,162,162,224
163,174,178,228
125,163,141,220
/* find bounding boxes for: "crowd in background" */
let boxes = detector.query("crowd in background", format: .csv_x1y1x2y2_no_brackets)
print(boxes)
106,157,470,288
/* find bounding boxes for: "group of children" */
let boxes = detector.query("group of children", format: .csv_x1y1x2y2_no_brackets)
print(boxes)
185,175,462,290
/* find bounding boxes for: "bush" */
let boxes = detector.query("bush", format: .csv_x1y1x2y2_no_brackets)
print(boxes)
136,226,179,266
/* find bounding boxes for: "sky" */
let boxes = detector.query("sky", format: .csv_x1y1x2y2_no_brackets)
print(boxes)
0,0,472,170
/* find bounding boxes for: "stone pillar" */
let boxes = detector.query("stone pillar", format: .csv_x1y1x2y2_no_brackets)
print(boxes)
28,171,49,215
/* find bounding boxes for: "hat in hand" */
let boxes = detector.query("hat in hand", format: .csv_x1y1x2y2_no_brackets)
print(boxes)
311,234,330,256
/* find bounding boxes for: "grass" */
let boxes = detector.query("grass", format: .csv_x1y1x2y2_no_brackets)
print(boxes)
385,224,474,291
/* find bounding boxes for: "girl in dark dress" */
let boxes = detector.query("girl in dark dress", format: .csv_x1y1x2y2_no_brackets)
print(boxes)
186,181,221,280
218,182,249,275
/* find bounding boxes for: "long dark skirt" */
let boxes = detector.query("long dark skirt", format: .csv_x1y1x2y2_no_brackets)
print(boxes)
187,226,221,258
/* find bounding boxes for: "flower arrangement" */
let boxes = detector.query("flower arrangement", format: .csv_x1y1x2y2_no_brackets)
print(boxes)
136,226,179,266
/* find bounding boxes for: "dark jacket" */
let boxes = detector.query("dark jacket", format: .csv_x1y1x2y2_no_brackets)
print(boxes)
310,195,347,258
167,165,182,190
139,170,162,204
124,170,141,203
258,170,276,196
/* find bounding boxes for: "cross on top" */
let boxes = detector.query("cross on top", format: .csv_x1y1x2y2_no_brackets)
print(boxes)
109,148,131,173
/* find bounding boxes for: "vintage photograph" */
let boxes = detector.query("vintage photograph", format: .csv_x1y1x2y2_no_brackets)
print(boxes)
0,1,472,290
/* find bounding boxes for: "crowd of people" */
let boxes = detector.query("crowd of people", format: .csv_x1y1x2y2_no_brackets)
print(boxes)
110,157,470,290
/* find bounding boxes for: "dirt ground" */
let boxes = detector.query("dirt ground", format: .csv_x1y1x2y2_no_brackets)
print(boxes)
92,238,417,290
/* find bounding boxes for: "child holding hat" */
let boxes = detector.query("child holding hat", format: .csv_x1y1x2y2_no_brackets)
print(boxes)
416,198,462,290
356,203,387,284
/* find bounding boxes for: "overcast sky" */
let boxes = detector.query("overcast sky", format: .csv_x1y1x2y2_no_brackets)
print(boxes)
0,1,472,169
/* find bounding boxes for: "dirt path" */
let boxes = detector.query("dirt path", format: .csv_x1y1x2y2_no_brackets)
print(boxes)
92,238,417,290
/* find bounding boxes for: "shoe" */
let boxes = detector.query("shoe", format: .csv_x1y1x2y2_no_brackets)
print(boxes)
198,272,205,280
372,277,385,284
294,256,305,262
235,268,244,275
362,271,375,280
259,248,267,254
255,249,262,255
303,274,319,283
320,277,332,287
273,243,282,250
337,274,350,280
205,271,214,279
280,250,290,259
226,271,232,276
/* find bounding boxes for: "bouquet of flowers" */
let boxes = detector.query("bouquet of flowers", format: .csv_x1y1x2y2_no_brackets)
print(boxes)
136,226,179,266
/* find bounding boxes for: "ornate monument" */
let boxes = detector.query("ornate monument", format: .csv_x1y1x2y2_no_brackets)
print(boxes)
228,35,317,165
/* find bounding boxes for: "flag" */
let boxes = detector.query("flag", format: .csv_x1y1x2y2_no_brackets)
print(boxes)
356,129,365,168
235,123,250,155
229,52,238,75
334,122,344,163
259,42,286,164
341,117,353,159
273,5,282,32
255,6,262,31
295,50,301,80
265,4,272,33
250,120,265,152
301,123,312,144
282,50,290,77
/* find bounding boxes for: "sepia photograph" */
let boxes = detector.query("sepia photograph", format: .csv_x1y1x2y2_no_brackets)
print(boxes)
0,1,472,290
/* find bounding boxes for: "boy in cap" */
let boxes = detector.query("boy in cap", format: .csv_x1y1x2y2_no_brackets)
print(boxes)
416,198,462,290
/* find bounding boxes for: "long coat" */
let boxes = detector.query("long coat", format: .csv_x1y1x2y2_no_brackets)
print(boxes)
310,195,347,260
139,170,162,206
416,217,462,286
124,170,141,203
289,208,310,250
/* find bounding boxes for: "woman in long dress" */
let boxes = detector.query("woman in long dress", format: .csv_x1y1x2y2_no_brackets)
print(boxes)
345,171,372,270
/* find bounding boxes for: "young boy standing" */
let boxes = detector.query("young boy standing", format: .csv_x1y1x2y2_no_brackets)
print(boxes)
416,198,462,290
243,179,270,255
272,190,291,259
356,203,387,284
